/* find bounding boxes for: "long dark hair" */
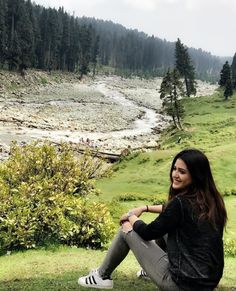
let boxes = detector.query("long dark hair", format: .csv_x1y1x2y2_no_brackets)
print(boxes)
169,149,227,229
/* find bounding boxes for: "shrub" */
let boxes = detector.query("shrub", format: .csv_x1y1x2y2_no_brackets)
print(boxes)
224,238,236,257
114,192,167,204
60,199,115,249
0,142,114,253
222,188,236,196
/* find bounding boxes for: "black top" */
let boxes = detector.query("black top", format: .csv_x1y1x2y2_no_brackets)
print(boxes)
133,196,224,291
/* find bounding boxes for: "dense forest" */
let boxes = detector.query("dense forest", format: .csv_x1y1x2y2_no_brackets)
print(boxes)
0,0,231,81
80,17,228,81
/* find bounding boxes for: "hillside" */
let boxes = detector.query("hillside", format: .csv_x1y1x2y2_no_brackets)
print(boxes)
0,0,227,81
80,16,226,81
97,90,236,197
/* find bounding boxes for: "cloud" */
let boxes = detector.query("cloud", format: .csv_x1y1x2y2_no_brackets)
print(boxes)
184,0,200,11
183,0,236,12
34,0,106,11
123,0,158,11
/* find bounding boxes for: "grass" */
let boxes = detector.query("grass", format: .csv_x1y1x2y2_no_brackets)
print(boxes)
0,245,235,291
96,151,172,200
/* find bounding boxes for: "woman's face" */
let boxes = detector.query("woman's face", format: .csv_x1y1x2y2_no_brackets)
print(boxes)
172,158,192,190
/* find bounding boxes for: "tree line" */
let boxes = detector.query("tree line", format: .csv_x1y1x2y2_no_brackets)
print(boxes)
0,0,228,80
0,0,99,78
80,17,225,81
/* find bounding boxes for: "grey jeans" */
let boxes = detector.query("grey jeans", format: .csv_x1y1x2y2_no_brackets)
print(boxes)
98,229,181,291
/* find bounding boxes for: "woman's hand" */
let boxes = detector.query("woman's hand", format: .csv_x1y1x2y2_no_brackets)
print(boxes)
119,213,129,225
121,221,133,233
119,206,146,225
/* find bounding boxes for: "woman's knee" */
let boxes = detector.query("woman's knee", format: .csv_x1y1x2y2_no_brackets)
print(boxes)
121,221,133,233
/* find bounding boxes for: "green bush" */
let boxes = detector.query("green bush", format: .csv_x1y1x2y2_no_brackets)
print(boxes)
224,238,236,257
222,188,236,196
114,192,167,204
0,142,115,253
60,199,115,249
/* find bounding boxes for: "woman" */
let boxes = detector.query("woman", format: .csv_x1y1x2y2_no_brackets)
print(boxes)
78,149,227,290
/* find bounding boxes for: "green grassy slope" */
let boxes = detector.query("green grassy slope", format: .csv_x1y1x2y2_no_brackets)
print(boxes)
97,91,236,198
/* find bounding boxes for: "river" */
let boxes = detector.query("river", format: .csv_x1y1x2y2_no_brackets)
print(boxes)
0,76,168,158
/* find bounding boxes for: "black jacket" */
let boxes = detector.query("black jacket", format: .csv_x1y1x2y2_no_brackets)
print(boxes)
133,196,224,291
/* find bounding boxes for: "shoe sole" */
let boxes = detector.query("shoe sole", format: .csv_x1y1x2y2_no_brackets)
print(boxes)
78,279,113,289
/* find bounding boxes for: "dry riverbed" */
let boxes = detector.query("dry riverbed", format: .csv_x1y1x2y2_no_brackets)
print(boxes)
0,71,218,159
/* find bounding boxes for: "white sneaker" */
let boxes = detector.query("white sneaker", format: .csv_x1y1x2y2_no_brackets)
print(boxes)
78,269,113,289
136,269,150,280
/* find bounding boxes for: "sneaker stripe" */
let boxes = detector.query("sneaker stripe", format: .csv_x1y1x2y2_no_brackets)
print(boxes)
78,269,113,289
91,275,97,285
88,276,93,285
141,269,147,276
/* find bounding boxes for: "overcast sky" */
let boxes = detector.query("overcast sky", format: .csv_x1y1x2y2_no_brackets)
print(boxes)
34,0,236,57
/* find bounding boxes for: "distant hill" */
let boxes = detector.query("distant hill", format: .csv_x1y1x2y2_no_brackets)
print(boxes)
0,0,232,81
79,17,231,82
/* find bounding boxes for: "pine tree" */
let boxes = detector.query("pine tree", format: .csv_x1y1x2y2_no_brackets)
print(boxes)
231,53,236,89
78,24,92,79
219,61,231,87
60,9,70,71
159,69,177,128
159,69,184,129
172,69,184,129
47,8,61,71
0,0,8,67
7,0,21,70
17,0,34,73
224,79,233,100
91,34,100,77
26,0,39,68
175,38,196,96
66,16,78,72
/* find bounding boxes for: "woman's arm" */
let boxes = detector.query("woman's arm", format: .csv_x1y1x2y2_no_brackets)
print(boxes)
146,204,163,213
120,204,163,225
132,198,182,240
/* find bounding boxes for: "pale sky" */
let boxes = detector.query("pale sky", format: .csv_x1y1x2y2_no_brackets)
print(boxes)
33,0,236,57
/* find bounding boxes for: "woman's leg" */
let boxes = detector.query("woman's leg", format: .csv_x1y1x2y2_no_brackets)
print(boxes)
138,235,168,279
99,227,180,291
124,230,179,290
98,227,131,278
